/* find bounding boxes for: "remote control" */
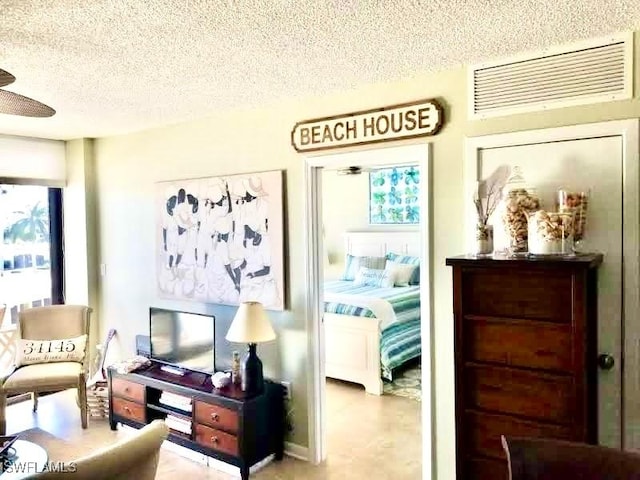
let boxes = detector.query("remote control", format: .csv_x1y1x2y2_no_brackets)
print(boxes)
160,365,186,376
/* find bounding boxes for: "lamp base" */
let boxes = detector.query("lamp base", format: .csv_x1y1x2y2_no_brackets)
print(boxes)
241,343,264,395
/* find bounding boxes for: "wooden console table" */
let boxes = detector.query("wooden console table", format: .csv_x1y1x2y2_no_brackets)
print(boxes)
108,363,284,480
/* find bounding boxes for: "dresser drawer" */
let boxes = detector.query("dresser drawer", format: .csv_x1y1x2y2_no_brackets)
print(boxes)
464,365,575,423
112,397,146,423
462,270,572,322
111,378,145,403
464,318,574,372
465,410,575,459
195,423,238,457
464,457,508,480
194,400,238,433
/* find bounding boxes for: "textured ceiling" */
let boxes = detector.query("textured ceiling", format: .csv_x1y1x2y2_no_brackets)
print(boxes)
0,0,639,140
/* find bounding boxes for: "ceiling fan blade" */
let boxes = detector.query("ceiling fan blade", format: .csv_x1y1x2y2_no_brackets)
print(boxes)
0,69,16,88
0,89,55,117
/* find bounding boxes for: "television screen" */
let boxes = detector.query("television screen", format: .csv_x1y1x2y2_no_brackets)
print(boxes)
149,308,215,374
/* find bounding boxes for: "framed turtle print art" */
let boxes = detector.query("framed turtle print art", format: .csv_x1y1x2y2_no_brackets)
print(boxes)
369,165,420,225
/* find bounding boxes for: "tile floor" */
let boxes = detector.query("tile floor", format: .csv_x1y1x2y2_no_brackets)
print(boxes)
6,379,422,479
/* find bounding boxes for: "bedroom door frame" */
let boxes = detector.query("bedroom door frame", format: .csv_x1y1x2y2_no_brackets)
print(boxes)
465,119,640,449
303,142,434,476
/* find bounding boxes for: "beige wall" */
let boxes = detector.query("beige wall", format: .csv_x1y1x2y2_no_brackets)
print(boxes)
321,169,369,279
89,31,640,479
64,138,100,360
0,134,65,183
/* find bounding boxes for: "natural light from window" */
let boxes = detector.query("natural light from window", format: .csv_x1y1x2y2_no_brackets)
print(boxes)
0,184,51,330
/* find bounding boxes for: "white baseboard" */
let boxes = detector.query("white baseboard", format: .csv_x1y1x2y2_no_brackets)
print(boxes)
161,439,209,466
284,441,309,461
160,435,274,477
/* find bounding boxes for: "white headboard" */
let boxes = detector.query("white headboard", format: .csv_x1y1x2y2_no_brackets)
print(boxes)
344,230,421,258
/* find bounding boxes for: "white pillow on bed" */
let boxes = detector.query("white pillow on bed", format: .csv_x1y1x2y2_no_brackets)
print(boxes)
385,260,417,287
353,266,395,288
341,255,387,281
386,252,420,285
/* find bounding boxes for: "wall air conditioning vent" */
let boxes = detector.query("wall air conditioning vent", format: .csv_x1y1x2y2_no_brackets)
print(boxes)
469,32,633,119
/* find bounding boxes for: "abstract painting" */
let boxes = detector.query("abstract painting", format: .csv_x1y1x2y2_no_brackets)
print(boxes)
156,170,285,311
369,165,420,224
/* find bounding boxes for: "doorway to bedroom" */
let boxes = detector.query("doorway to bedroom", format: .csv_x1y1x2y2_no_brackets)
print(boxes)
303,143,432,476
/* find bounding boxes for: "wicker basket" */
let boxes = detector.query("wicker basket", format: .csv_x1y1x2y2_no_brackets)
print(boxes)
86,380,109,418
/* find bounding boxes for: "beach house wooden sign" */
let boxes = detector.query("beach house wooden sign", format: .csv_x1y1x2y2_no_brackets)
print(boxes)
291,98,444,152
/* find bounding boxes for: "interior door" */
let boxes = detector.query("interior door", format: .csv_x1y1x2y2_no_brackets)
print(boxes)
477,135,623,447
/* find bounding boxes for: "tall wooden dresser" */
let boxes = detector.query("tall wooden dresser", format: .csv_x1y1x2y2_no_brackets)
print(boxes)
446,254,603,480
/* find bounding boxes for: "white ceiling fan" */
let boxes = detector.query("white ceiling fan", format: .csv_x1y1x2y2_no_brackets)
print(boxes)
0,68,55,117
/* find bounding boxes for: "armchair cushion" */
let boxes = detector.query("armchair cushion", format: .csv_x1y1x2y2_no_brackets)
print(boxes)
1,362,82,391
32,419,169,479
14,335,87,367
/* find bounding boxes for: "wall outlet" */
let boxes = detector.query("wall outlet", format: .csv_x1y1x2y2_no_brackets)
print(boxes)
281,381,292,400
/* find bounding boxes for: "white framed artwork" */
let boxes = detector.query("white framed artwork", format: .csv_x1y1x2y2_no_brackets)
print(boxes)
156,170,285,311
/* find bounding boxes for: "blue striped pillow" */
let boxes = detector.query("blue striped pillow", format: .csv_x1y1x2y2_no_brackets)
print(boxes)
341,255,387,281
386,252,420,285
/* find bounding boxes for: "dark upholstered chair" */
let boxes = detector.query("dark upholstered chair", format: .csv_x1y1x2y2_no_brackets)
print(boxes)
502,435,640,479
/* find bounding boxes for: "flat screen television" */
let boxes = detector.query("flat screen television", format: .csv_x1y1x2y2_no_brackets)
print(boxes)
149,308,215,374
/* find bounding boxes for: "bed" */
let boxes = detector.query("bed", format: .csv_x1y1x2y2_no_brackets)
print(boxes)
323,231,422,395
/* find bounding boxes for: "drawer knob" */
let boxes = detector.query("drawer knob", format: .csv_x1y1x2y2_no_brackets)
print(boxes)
210,436,219,444
124,406,131,413
598,354,615,370
210,413,219,421
124,387,130,392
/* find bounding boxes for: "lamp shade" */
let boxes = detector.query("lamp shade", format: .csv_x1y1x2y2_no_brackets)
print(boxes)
226,302,276,344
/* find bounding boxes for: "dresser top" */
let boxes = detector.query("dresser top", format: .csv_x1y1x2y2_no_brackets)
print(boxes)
445,252,603,268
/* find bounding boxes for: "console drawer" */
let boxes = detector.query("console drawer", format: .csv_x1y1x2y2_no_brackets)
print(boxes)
194,400,238,433
112,397,146,423
195,423,238,457
112,378,145,403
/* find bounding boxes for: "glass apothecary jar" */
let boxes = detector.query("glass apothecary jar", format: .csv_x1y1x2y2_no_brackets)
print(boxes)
557,189,589,245
528,210,574,255
501,166,540,255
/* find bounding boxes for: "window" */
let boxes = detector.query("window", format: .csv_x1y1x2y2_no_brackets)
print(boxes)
0,184,64,328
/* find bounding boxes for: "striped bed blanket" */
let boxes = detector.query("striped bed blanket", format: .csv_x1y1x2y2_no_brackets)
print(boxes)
324,280,421,380
381,319,421,380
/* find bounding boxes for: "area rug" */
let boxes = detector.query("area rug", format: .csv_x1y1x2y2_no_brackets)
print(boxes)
383,362,421,401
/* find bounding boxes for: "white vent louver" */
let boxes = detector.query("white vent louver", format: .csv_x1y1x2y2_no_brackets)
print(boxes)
469,32,633,119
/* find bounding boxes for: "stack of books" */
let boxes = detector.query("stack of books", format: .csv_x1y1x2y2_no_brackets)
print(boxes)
165,414,191,436
159,391,192,413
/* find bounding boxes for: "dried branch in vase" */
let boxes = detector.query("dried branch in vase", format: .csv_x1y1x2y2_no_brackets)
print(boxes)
473,165,511,227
